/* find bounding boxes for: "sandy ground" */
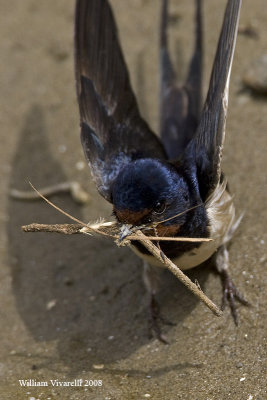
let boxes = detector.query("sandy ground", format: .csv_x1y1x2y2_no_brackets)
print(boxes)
0,0,266,399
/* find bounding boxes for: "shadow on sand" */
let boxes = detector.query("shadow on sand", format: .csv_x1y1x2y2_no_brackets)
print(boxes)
7,104,210,375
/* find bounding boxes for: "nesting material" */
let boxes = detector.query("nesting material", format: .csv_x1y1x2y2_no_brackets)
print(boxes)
21,184,222,317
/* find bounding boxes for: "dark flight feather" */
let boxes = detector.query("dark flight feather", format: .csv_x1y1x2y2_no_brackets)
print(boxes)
75,0,241,203
190,0,242,198
75,0,166,201
160,0,203,160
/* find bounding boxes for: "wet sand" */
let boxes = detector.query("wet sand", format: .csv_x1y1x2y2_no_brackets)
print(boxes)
0,0,266,399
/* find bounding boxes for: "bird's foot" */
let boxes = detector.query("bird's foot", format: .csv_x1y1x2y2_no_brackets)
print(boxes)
215,245,250,325
147,294,175,344
220,269,250,325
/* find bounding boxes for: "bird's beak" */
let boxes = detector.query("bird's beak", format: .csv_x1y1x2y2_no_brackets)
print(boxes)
119,224,133,242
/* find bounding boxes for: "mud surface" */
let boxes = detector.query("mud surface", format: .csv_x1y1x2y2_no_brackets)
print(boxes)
0,1,266,399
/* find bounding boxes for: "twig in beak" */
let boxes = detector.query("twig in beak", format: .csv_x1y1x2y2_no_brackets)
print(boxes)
20,183,220,317
133,230,223,317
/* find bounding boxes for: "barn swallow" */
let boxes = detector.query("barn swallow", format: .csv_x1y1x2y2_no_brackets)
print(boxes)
75,0,249,341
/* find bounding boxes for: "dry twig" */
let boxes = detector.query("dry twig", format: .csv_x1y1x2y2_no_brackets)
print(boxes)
20,183,222,317
133,230,222,316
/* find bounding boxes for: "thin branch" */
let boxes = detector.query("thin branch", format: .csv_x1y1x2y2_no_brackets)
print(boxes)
125,235,211,242
27,182,114,238
21,222,222,316
21,222,211,242
152,203,202,226
20,184,222,317
133,230,223,317
22,223,85,235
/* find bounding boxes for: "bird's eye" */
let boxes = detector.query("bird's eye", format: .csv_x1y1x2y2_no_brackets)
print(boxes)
153,200,166,214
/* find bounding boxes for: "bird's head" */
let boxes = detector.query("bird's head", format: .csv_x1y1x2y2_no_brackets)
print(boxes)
112,158,192,236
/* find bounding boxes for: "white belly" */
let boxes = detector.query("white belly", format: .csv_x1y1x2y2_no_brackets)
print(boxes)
132,180,236,270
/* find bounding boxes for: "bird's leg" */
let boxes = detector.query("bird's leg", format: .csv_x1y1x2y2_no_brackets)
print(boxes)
215,245,250,325
143,262,174,343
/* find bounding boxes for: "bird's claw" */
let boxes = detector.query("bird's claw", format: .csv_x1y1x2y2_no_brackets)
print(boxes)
221,270,250,325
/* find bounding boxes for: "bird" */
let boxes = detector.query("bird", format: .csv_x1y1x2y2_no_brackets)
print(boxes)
74,0,249,342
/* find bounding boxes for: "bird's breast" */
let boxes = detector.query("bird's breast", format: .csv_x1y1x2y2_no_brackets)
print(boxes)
131,180,236,270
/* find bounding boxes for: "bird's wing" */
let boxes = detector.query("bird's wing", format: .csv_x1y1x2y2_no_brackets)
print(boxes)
188,0,242,199
160,0,203,160
75,0,166,202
